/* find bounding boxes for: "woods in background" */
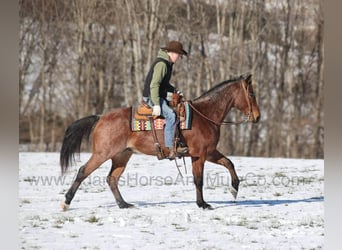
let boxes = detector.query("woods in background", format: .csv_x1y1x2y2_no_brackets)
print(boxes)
19,0,324,158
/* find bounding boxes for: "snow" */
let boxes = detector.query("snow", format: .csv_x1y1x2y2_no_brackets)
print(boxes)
19,152,324,249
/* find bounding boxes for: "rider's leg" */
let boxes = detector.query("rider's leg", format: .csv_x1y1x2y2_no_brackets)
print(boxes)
160,99,188,159
160,99,176,157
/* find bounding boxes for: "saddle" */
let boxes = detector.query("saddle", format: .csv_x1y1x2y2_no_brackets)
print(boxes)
134,101,153,120
134,93,182,121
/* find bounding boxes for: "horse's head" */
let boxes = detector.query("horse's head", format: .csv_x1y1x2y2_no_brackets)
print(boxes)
234,74,260,123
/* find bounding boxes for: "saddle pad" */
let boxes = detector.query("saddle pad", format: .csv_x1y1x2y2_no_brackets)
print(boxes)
131,102,192,131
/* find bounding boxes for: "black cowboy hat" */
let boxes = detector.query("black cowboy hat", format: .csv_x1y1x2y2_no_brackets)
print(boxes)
161,41,188,56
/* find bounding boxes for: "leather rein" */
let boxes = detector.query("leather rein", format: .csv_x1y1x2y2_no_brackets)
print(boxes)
187,80,253,126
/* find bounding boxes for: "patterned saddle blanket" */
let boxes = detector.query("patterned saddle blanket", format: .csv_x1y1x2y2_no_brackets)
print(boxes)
131,102,192,131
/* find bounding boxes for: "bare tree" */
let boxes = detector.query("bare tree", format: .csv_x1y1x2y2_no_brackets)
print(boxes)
125,0,144,103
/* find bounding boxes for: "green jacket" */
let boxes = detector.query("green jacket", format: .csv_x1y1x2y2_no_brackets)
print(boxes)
143,49,175,105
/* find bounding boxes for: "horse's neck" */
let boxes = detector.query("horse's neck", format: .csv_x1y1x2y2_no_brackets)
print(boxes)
193,85,235,123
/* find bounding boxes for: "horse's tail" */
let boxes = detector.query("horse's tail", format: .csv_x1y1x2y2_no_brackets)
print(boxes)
60,115,100,174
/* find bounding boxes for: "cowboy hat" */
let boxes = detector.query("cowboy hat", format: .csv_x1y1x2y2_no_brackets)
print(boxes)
161,41,188,56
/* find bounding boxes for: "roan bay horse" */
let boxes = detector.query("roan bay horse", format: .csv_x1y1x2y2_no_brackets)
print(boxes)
60,73,260,210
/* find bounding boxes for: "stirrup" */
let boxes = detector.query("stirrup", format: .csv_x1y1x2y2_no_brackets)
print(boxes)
176,146,188,154
167,151,176,160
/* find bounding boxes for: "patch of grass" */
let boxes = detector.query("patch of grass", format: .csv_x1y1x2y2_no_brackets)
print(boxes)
298,219,316,228
172,223,188,231
237,217,248,227
21,199,31,204
86,215,100,223
53,219,64,228
211,216,222,221
52,216,75,229
170,192,177,197
65,217,75,223
269,220,281,229
32,223,40,228
56,216,74,223
274,172,286,178
247,224,258,230
31,215,41,220
140,230,155,235
52,224,63,229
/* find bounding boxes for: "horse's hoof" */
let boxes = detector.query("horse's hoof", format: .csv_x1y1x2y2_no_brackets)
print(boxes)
61,202,70,211
203,204,213,210
198,202,213,210
118,203,134,209
230,187,238,200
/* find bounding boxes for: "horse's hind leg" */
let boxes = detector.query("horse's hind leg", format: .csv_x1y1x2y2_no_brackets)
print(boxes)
207,150,240,199
61,154,106,210
107,149,133,209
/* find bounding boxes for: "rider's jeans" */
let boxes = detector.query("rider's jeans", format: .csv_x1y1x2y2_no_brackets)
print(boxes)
160,98,176,148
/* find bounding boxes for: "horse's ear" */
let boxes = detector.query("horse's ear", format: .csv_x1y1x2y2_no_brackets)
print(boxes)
244,73,252,85
240,72,251,80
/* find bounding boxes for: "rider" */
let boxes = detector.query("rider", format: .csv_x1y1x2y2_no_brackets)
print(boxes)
142,41,189,160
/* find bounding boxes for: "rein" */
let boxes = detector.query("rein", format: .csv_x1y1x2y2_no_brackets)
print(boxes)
188,80,253,126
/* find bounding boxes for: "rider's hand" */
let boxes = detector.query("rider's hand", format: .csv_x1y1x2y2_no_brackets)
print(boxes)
152,105,161,116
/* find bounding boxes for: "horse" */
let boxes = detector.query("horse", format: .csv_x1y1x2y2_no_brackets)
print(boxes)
60,73,260,210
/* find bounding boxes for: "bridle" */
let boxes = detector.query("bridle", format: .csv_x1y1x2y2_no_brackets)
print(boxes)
188,80,254,126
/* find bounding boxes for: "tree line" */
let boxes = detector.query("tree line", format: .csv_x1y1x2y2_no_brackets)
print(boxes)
19,0,324,158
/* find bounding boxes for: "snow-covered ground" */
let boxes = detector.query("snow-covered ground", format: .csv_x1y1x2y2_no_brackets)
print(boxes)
19,152,324,249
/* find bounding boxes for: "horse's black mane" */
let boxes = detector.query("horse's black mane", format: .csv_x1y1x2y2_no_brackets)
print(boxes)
194,73,251,101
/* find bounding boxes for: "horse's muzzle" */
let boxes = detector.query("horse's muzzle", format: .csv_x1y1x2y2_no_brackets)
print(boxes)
249,110,260,123
253,115,260,123
251,113,260,123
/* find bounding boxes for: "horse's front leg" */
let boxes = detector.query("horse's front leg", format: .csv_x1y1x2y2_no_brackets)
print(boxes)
191,156,213,210
207,150,240,199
